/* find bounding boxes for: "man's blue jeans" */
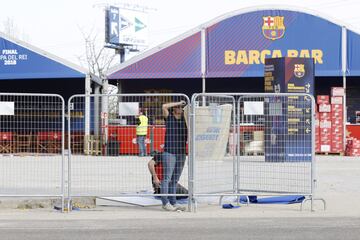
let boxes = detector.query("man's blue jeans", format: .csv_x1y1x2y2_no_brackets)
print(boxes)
160,152,186,206
137,135,146,156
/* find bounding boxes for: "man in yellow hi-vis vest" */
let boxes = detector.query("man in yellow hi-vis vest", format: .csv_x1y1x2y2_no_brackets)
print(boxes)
136,109,148,156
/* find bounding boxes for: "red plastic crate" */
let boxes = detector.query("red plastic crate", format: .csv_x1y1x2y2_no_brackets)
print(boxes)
319,104,331,113
331,96,343,104
317,95,330,104
331,87,345,97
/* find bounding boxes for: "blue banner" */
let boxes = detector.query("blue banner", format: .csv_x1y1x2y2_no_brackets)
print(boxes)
105,6,120,45
0,37,85,80
207,10,343,77
347,29,360,76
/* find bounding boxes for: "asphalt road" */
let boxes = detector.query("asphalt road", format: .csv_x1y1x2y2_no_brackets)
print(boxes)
1,217,359,240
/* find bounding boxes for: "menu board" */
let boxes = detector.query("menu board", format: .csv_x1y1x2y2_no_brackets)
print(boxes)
264,57,314,162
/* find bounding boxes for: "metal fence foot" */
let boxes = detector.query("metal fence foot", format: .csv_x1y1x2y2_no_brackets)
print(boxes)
219,196,224,206
188,196,197,213
300,197,326,211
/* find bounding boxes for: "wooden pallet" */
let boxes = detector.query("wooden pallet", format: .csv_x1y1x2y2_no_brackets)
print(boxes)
244,151,264,156
316,152,344,156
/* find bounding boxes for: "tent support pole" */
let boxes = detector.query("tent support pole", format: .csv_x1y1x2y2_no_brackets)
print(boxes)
342,26,347,153
84,74,91,154
201,28,207,106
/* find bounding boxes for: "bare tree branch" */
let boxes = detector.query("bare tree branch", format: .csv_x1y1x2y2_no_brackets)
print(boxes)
77,27,117,79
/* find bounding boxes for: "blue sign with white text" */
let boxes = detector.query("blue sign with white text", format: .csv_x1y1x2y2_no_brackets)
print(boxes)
106,6,120,45
0,36,85,80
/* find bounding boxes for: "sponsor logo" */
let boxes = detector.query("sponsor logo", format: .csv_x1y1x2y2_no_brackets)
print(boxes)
262,16,285,40
294,64,305,78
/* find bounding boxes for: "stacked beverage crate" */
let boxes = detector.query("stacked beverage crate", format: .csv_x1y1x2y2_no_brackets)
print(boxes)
315,110,320,152
316,87,345,154
318,96,332,153
345,137,360,156
331,98,344,153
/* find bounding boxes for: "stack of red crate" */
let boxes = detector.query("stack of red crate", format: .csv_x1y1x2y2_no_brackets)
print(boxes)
345,137,360,156
330,87,345,153
317,95,331,153
315,111,320,152
331,101,344,152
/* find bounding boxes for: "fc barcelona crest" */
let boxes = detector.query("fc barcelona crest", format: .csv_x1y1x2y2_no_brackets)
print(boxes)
294,64,305,78
262,16,285,40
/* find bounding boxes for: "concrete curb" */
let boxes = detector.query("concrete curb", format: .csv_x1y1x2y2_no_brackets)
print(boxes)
0,197,96,210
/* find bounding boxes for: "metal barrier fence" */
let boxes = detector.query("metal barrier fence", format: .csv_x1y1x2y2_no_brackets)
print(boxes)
0,92,324,212
0,93,65,208
68,94,190,205
190,94,236,197
237,94,313,195
191,93,324,211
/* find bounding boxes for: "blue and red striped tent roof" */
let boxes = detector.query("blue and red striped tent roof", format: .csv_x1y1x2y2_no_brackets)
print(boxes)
107,6,360,80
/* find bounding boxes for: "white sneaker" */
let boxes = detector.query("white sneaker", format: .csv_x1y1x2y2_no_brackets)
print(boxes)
162,203,176,211
172,204,186,211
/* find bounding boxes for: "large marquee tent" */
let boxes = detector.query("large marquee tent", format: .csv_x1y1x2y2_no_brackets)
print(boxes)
0,31,104,136
0,31,102,100
106,6,360,123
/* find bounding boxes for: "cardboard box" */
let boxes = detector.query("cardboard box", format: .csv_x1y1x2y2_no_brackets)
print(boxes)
331,87,345,96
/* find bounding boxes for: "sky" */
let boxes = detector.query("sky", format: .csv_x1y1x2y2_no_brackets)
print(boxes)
1,0,360,68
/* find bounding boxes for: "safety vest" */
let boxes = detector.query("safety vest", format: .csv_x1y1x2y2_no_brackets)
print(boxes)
136,115,148,136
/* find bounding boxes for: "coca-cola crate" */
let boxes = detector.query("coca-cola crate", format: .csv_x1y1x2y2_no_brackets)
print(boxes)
331,133,344,138
331,115,343,120
320,140,331,145
321,133,331,137
319,112,331,119
316,144,321,153
320,144,331,152
349,149,360,156
317,95,330,104
320,120,331,128
331,148,343,152
331,141,344,146
331,87,345,97
331,104,343,111
331,134,343,139
331,120,342,126
320,127,331,133
319,104,331,113
331,96,343,105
